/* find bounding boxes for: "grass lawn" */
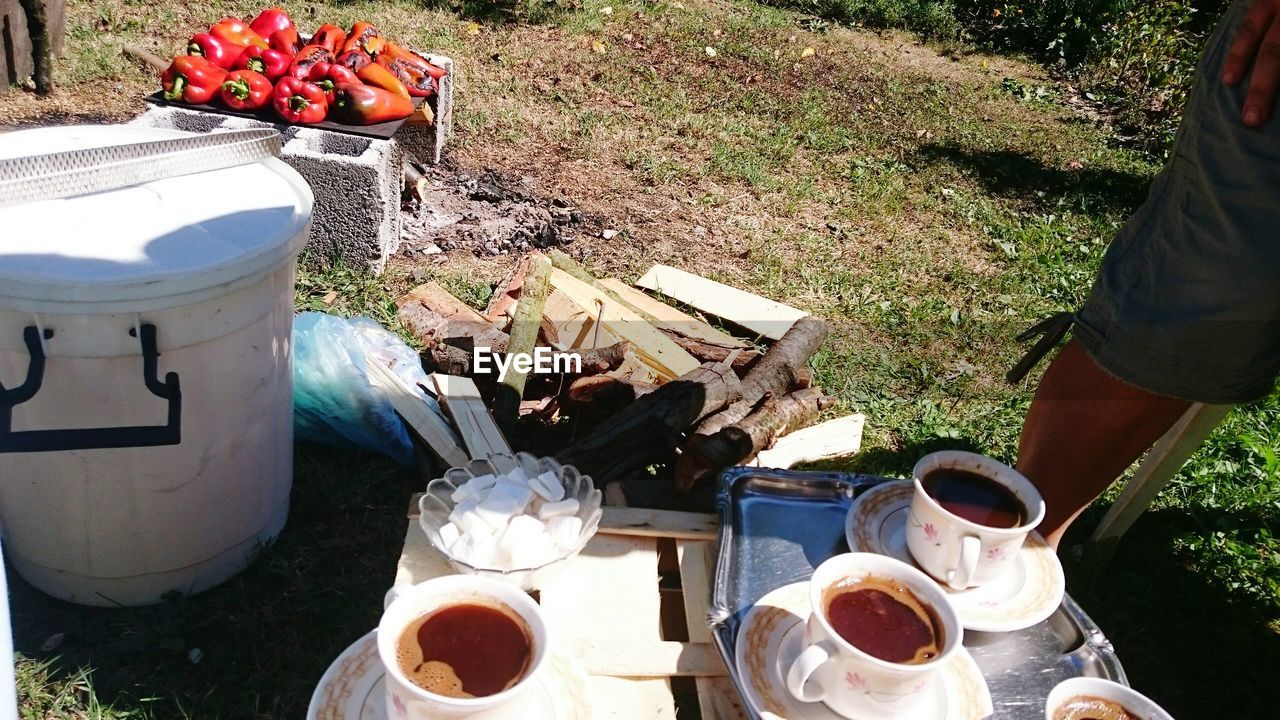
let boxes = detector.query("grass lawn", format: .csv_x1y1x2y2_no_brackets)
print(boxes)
4,0,1279,717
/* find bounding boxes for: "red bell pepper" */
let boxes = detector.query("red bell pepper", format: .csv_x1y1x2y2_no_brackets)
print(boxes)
330,83,414,125
382,42,448,80
303,62,360,104
341,21,384,57
220,69,273,110
287,45,333,79
357,61,410,100
311,24,346,55
187,33,241,70
335,49,370,73
161,56,228,104
377,56,436,98
210,17,269,50
234,46,291,82
249,8,294,39
269,29,300,56
273,77,328,124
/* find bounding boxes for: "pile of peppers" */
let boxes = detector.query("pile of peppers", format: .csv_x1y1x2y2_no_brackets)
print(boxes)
161,9,446,126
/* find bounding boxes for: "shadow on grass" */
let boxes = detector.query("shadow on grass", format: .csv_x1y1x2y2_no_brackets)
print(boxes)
912,141,1152,216
1063,504,1280,719
9,444,418,719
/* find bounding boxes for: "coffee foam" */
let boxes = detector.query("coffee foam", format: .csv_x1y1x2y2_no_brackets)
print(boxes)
823,575,943,664
394,599,531,698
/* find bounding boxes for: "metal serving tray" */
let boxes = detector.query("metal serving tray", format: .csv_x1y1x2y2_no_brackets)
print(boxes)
710,468,1126,719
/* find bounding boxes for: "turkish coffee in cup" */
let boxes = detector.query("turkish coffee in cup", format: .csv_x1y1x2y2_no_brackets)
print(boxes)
395,600,533,698
821,575,943,665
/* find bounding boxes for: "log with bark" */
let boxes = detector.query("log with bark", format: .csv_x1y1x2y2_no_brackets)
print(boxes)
494,253,552,433
690,315,828,439
663,333,759,372
397,282,509,352
675,387,836,492
430,340,631,378
565,375,658,424
556,362,742,485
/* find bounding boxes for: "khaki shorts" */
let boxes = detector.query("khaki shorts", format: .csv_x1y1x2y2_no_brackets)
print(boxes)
1075,0,1280,404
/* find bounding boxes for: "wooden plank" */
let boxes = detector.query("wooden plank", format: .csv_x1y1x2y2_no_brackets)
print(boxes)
365,359,469,469
635,264,808,341
567,638,725,677
699,676,749,720
676,542,714,643
1,0,34,91
600,507,718,541
599,278,748,348
751,413,866,469
430,374,513,459
542,288,618,349
541,535,677,719
549,269,700,379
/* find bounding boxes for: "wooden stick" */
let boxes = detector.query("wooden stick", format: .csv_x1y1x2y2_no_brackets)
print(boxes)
484,254,532,327
494,254,551,433
364,359,469,469
123,43,166,73
677,388,836,492
598,278,748,349
635,264,808,340
431,374,512,459
662,332,759,372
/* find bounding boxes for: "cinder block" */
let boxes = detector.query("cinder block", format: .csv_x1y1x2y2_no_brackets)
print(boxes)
397,54,453,165
129,104,404,273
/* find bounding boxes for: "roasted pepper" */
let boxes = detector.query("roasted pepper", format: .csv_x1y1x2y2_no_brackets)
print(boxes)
269,29,300,56
161,55,228,104
273,77,328,123
341,21,384,57
234,46,291,81
335,49,370,73
302,62,360,104
330,83,413,125
377,55,436,98
286,45,333,79
382,41,448,80
220,69,273,110
210,17,269,50
357,61,410,100
187,33,241,70
311,24,346,54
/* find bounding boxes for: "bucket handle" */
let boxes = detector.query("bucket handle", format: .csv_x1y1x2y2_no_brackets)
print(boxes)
0,325,182,453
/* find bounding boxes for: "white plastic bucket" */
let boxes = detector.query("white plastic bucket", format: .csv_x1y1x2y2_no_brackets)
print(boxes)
0,125,312,607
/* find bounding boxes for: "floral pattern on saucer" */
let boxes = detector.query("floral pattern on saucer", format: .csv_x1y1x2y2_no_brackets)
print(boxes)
735,582,993,720
845,481,1066,633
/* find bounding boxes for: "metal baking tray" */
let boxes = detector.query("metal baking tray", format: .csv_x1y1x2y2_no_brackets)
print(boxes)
144,93,428,140
710,468,1126,719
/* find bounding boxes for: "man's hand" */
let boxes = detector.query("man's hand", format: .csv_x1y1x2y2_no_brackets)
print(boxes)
1223,0,1280,127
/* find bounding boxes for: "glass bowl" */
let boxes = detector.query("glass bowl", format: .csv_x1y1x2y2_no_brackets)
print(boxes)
418,453,603,591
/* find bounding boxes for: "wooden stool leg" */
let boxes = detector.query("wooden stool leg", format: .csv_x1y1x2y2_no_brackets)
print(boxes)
1091,402,1232,544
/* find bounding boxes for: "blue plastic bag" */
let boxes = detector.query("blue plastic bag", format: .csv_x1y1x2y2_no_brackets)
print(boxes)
293,312,441,465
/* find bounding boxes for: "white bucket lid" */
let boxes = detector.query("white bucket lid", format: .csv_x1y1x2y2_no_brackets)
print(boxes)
0,125,313,314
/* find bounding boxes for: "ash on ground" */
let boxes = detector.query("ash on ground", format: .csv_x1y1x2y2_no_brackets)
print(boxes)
401,162,586,256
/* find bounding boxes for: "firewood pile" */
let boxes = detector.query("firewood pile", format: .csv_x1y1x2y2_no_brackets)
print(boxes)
392,249,863,507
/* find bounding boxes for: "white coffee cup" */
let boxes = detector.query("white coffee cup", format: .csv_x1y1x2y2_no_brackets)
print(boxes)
379,576,548,719
1046,677,1175,720
785,553,962,719
906,451,1046,590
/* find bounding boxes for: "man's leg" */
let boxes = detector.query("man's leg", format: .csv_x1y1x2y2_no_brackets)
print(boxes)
1016,340,1191,548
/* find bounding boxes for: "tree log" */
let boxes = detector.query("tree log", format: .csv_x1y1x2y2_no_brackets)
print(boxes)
397,282,508,352
662,331,759,372
565,375,659,423
484,254,532,327
494,254,552,433
556,362,742,485
19,0,52,94
430,340,631,378
691,316,828,438
676,387,836,492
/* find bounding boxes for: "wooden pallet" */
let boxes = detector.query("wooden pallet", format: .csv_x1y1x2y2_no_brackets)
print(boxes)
398,500,748,719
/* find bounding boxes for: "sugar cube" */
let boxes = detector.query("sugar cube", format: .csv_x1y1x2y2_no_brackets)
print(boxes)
504,466,530,486
509,530,558,569
546,515,583,550
475,482,529,530
450,530,501,568
493,480,534,509
454,505,493,535
450,473,497,503
438,522,461,548
498,515,545,557
531,471,565,502
538,498,579,520
448,496,480,526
